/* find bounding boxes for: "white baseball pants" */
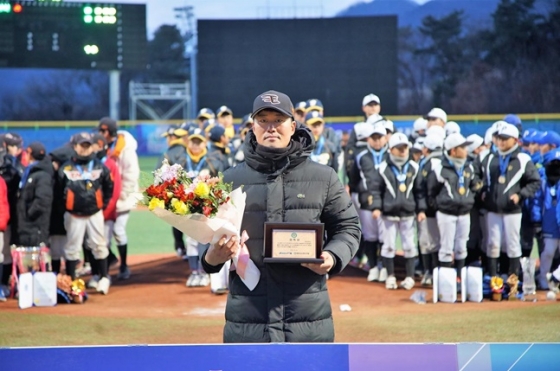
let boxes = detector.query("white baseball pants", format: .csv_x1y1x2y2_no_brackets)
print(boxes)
359,209,383,242
381,216,417,258
64,211,108,261
436,211,470,263
418,217,440,255
486,212,522,259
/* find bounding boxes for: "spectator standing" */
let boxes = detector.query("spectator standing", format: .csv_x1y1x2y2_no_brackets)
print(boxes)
98,117,140,280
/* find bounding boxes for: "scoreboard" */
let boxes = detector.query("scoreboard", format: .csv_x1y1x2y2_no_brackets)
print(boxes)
0,1,147,70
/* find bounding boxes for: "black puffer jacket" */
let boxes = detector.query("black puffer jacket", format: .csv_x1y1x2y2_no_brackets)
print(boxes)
202,124,360,343
17,157,54,246
49,143,75,235
426,157,482,216
481,146,541,214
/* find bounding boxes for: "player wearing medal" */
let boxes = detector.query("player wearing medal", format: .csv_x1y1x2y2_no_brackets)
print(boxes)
59,133,114,294
416,128,445,285
305,111,338,171
481,123,540,278
427,133,483,274
370,133,426,290
356,123,389,282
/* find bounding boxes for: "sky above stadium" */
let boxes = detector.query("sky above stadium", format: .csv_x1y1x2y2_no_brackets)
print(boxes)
71,0,428,37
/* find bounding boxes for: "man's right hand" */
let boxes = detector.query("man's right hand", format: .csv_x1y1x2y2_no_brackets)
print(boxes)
372,210,381,219
204,235,239,266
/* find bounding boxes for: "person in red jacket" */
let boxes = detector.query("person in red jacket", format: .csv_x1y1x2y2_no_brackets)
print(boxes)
0,175,10,301
86,134,122,288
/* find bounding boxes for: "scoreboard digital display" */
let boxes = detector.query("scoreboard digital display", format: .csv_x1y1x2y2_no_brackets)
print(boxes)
0,1,147,70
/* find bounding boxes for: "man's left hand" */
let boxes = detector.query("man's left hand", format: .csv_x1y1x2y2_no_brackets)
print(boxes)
301,251,335,275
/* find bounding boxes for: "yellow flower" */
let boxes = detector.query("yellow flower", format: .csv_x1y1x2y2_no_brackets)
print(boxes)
194,182,210,198
171,198,188,215
148,198,165,211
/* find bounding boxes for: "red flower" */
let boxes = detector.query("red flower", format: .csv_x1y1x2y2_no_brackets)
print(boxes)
202,206,213,217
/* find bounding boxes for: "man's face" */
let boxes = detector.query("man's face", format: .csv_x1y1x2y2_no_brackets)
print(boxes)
528,142,540,154
540,143,556,155
99,128,111,142
294,109,306,123
367,133,386,151
450,145,468,159
74,142,93,157
390,144,409,158
472,146,484,155
362,102,380,117
497,136,517,152
188,138,205,155
218,114,233,127
412,151,422,162
427,117,445,128
6,144,20,156
253,110,296,148
309,121,325,138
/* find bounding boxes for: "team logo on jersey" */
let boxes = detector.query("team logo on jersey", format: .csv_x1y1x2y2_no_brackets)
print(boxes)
508,165,513,171
260,94,280,104
464,171,471,178
368,195,373,205
407,172,413,178
422,170,427,177
63,169,102,182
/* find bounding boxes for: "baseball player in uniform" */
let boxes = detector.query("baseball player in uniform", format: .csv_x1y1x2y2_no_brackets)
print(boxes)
428,133,483,273
531,148,560,289
416,130,445,285
371,133,425,290
59,133,114,294
481,123,541,277
356,123,388,282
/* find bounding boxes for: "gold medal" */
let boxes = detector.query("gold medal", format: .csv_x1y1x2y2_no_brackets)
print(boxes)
498,175,506,184
458,187,466,195
399,183,407,192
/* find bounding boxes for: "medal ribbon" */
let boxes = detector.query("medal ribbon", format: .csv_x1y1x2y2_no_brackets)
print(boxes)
186,155,206,176
76,160,94,180
368,146,386,169
448,159,465,192
391,162,410,188
499,154,511,180
313,136,325,156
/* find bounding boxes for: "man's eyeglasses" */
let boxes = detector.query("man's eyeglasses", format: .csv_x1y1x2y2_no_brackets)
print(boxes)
99,128,108,133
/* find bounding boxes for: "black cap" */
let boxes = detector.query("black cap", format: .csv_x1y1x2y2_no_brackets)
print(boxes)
73,132,93,145
91,133,107,147
4,133,23,147
251,90,294,119
209,125,226,142
27,141,46,160
98,117,118,136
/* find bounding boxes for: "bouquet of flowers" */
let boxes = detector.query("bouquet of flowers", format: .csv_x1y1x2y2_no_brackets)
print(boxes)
142,160,260,290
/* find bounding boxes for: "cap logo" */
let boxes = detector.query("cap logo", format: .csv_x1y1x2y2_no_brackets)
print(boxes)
261,94,280,104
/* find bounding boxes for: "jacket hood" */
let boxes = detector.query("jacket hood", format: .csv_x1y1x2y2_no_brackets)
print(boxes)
115,130,138,151
243,122,314,174
30,156,55,176
49,143,74,165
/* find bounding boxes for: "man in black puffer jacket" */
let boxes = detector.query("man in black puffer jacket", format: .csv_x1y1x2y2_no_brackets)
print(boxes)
202,90,361,343
17,142,53,246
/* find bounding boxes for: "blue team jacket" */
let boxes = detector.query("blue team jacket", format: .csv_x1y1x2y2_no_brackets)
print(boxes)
532,177,560,238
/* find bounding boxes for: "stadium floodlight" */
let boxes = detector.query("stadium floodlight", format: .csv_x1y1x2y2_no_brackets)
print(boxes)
0,3,11,13
84,15,93,23
84,45,99,55
83,6,92,15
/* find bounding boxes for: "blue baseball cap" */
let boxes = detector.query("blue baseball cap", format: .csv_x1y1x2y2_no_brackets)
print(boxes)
535,131,560,147
306,98,323,112
521,128,538,145
503,114,522,127
304,111,324,126
197,108,215,120
294,101,307,113
209,125,226,143
543,148,560,165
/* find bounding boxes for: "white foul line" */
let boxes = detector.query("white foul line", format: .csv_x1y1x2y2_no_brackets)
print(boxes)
459,344,487,371
507,343,534,371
